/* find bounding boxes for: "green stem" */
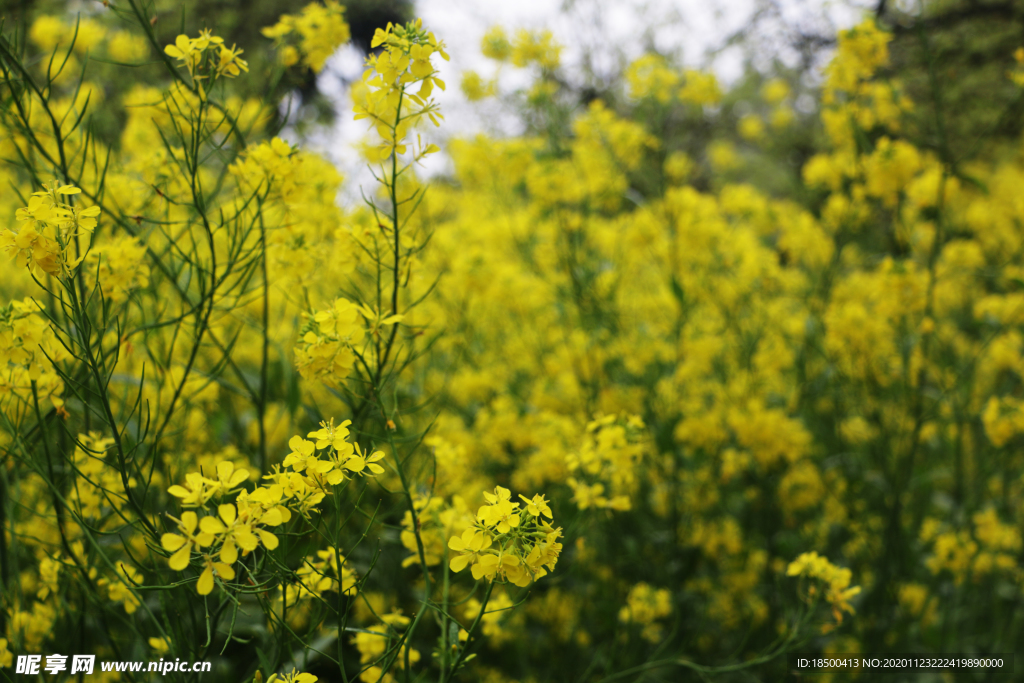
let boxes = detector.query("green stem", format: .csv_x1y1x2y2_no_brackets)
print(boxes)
441,581,494,683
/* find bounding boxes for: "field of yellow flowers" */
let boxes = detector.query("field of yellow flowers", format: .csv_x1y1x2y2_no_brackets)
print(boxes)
0,1,1020,681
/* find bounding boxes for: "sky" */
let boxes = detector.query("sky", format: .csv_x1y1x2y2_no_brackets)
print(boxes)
297,0,875,197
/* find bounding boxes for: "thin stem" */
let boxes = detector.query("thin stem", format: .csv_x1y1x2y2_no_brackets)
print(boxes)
440,581,494,683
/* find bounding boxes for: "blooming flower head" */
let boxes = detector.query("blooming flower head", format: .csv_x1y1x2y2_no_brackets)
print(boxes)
2,182,100,278
160,511,214,571
262,1,350,73
478,485,521,533
267,669,317,683
353,18,448,161
448,486,561,587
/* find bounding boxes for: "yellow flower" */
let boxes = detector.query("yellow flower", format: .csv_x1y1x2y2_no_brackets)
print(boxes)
447,486,561,586
481,26,511,62
738,114,765,142
197,556,236,596
29,15,65,51
167,472,219,507
164,30,245,82
283,436,327,474
761,78,790,104
267,669,317,683
478,486,521,533
3,182,100,278
109,31,149,62
471,551,521,582
160,511,214,571
353,19,448,160
216,44,249,77
342,442,386,476
199,504,244,563
519,493,553,518
626,54,679,103
0,637,12,668
149,637,170,655
448,528,492,572
787,552,861,625
307,418,352,450
165,34,198,66
262,1,351,73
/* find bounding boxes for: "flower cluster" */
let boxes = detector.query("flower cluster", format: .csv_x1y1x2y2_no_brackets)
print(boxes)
294,298,367,385
618,583,673,643
162,421,383,594
2,182,99,278
787,552,862,630
160,502,281,595
353,18,448,161
262,1,351,73
625,56,723,107
566,414,646,512
284,418,386,486
0,299,67,413
87,235,150,304
447,486,562,587
13,3,1024,678
295,549,359,597
164,29,248,98
626,54,680,103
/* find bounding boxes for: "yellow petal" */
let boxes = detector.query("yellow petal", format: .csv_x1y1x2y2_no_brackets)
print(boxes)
258,529,279,550
218,504,237,525
450,553,472,573
221,540,238,564
181,511,198,532
260,508,283,526
161,533,186,552
214,562,235,581
169,544,191,571
199,516,226,534
196,566,214,595
236,529,259,552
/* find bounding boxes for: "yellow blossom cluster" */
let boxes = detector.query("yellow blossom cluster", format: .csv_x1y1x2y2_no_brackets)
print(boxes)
351,611,419,683
164,29,248,98
787,552,862,629
2,182,99,278
447,486,562,586
87,235,150,304
618,583,673,643
0,298,67,414
262,1,351,72
353,19,448,160
162,420,383,594
565,414,646,511
626,53,723,106
294,298,367,384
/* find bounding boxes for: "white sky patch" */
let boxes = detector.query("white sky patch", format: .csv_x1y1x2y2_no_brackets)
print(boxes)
296,0,874,200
